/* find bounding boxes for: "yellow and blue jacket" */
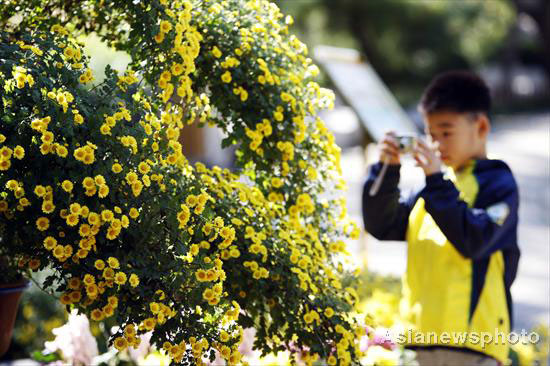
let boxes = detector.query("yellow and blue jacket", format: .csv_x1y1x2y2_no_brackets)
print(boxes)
362,159,520,363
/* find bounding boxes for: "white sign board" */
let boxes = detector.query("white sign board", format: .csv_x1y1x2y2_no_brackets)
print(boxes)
314,46,418,141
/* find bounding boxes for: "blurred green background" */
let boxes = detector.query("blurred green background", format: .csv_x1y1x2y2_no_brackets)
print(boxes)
276,0,549,112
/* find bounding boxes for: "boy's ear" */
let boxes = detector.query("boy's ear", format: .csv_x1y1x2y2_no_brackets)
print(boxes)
476,113,490,139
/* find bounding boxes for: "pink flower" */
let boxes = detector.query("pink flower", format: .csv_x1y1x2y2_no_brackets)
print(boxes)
368,329,396,351
360,328,396,352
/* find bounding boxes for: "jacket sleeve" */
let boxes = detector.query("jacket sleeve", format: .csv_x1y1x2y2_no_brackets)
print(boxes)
362,163,415,241
419,171,519,260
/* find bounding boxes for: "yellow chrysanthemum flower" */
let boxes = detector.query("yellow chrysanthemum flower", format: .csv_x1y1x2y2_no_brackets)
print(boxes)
67,278,81,290
63,46,75,59
138,161,150,174
52,245,64,259
107,257,120,269
171,63,184,76
94,259,105,271
106,225,120,240
0,160,11,171
76,248,88,259
43,236,57,250
100,124,111,135
83,274,95,285
159,20,172,33
69,203,81,215
74,114,84,124
129,207,139,219
83,153,94,164
220,331,230,342
103,267,115,280
66,213,79,226
0,146,13,160
102,304,114,317
87,212,100,226
212,46,222,58
26,74,35,87
94,175,106,185
69,291,82,303
61,180,73,192
149,302,160,314
271,177,283,188
141,318,155,332
177,205,190,228
82,177,95,189
221,71,232,83
114,336,128,351
36,217,49,231
98,185,109,198
56,145,68,158
60,293,72,305
112,163,122,173
101,209,114,222
114,272,127,285
129,273,140,287
202,289,214,301
125,172,138,184
13,146,24,159
108,296,119,308
41,201,55,214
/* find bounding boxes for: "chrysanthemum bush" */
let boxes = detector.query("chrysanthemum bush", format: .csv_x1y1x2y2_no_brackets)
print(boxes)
0,0,366,364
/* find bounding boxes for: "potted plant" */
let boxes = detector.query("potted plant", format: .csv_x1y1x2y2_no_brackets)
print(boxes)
0,0,367,364
0,251,30,356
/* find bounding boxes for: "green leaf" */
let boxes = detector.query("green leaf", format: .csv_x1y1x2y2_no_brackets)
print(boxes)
31,350,61,362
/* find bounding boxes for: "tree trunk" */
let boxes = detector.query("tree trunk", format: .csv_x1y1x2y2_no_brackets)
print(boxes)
348,10,380,72
512,0,550,78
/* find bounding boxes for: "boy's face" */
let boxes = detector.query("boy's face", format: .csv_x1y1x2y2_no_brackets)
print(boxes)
423,111,489,171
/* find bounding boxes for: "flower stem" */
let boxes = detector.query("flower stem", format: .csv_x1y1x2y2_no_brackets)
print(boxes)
27,271,59,300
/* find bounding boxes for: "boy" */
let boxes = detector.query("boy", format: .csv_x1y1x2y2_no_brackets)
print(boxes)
362,71,520,366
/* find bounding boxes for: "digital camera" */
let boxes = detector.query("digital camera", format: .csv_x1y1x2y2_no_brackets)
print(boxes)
396,135,416,154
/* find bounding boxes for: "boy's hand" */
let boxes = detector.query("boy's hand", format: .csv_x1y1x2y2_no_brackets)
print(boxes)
379,131,400,165
413,138,442,176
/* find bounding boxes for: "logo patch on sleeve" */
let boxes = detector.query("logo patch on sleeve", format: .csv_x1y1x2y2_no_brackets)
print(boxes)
486,202,510,226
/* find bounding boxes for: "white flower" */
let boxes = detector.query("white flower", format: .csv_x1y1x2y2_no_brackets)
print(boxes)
44,309,98,366
362,345,400,366
129,332,153,362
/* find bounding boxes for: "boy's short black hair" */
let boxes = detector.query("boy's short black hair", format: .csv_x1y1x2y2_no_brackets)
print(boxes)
419,70,491,115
